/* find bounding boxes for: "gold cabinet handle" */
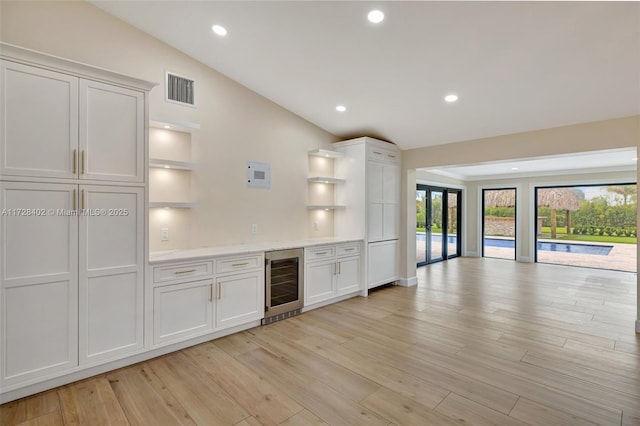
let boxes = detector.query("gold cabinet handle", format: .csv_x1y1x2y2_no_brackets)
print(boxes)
81,150,86,174
209,284,213,302
232,262,249,267
218,282,222,300
81,189,85,210
174,269,196,274
387,154,396,158
316,251,328,255
373,151,382,155
73,149,77,174
73,189,77,210
344,248,354,251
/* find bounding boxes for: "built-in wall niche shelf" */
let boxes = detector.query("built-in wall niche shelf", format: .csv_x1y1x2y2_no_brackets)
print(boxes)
307,177,345,184
149,158,195,170
307,205,345,210
150,118,201,133
149,202,194,209
308,149,343,158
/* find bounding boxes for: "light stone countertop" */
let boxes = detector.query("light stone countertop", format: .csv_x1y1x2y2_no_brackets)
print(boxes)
149,237,363,264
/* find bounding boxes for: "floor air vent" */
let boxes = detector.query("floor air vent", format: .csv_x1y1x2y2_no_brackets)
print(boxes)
261,308,302,325
166,72,195,106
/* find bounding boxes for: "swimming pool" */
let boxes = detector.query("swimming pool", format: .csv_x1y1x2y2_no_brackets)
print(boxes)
417,234,613,256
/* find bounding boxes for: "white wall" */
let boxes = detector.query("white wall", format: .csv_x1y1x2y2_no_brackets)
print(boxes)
0,1,338,251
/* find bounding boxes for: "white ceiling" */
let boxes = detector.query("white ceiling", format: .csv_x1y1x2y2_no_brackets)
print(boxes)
421,147,638,181
90,1,640,152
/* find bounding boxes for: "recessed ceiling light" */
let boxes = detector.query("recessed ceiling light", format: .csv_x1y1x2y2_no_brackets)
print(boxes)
164,165,171,169
163,125,171,129
511,167,519,170
368,10,384,24
212,25,227,36
336,105,347,112
444,94,458,103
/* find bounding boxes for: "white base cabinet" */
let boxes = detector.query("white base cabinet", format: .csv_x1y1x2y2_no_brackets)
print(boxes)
305,242,362,307
368,240,400,289
151,254,264,347
153,279,214,344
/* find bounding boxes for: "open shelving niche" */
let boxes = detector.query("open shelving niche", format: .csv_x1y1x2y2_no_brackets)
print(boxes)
307,148,345,236
148,118,199,250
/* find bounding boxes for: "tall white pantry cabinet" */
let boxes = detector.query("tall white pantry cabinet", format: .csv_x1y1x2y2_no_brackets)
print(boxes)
0,44,154,393
334,137,401,289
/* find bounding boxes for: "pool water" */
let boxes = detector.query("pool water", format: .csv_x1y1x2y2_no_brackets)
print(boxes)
417,234,613,256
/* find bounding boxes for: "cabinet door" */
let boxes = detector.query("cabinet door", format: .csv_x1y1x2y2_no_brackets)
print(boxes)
383,163,399,203
336,256,361,295
367,240,399,289
367,203,384,241
383,203,399,240
0,182,78,386
153,280,214,345
79,186,144,364
1,61,78,179
305,261,335,306
79,80,144,182
216,271,263,329
367,161,384,203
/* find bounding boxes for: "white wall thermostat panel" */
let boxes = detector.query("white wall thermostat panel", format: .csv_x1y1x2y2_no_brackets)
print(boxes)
247,161,271,189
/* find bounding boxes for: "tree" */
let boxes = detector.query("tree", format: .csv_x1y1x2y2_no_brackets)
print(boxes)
606,185,637,206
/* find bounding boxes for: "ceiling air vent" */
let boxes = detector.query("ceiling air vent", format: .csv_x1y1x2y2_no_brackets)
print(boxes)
166,72,195,107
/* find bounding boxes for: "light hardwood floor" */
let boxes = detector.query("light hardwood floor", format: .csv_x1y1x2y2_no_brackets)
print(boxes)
2,257,639,425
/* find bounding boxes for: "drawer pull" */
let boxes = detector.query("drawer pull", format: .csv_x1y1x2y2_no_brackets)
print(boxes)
387,154,396,158
81,150,86,174
344,248,354,251
232,262,249,267
373,151,382,155
209,284,213,302
174,269,196,274
316,251,328,255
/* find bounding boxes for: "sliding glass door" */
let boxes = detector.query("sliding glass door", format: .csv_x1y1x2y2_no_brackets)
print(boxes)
417,185,461,266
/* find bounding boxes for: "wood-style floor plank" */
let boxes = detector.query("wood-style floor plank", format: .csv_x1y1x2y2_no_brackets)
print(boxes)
0,390,60,426
1,258,638,425
184,341,303,426
147,352,248,426
105,363,196,426
58,377,129,425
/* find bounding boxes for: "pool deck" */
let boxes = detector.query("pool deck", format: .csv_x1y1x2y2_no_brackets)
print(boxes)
417,235,637,272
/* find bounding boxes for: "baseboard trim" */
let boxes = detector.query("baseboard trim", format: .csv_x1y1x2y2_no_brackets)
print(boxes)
397,277,417,287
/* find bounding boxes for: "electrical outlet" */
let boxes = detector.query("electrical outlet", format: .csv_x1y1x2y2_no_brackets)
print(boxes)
251,224,258,234
160,228,169,241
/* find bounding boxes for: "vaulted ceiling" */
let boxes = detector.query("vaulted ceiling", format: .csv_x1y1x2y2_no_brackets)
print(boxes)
92,1,639,175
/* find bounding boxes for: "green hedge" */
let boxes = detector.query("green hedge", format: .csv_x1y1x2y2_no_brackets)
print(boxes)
572,226,637,237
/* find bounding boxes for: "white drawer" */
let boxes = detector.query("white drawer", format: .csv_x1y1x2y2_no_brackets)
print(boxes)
336,243,360,257
305,245,335,261
367,146,400,164
153,261,213,284
216,254,263,274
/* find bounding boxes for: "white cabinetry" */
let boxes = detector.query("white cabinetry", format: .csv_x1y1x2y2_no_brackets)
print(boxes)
0,182,78,386
334,137,401,289
0,61,145,182
151,254,264,346
0,44,153,398
304,242,362,307
79,186,144,364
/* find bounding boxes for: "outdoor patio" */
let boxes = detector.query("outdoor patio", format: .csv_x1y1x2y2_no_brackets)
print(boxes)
417,234,637,272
